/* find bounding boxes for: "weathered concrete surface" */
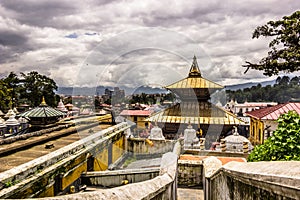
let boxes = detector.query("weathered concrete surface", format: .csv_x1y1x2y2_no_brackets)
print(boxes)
81,168,159,187
178,159,202,187
125,157,161,169
177,188,204,200
0,123,129,198
33,173,174,200
203,157,222,178
127,138,176,156
206,161,300,200
184,149,249,159
0,125,109,173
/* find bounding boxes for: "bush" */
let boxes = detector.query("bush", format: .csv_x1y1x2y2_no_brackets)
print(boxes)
248,111,300,162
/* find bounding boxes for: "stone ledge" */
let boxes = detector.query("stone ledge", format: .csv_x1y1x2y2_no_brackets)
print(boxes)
0,123,129,191
30,152,179,200
218,161,300,199
83,167,160,177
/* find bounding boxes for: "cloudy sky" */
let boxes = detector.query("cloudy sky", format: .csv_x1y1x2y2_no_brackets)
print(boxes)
0,0,299,90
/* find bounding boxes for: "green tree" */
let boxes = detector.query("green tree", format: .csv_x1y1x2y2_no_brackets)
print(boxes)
0,80,10,111
20,71,58,107
244,11,300,76
248,111,300,162
3,72,21,108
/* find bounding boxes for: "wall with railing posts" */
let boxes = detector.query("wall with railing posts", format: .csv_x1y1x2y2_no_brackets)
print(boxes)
31,141,182,200
203,160,300,200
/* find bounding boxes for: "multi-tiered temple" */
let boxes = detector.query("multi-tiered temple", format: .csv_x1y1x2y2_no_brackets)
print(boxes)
148,56,245,144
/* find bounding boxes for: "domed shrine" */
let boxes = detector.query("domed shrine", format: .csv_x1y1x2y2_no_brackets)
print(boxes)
18,97,66,129
57,98,68,112
224,127,253,152
147,56,245,146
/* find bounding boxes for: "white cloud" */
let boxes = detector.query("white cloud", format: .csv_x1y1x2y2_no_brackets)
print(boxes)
0,0,298,88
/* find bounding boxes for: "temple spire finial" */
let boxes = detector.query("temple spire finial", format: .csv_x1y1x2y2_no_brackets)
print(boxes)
189,55,201,77
40,96,47,106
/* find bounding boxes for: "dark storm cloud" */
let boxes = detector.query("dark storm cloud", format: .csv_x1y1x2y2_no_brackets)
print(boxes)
0,0,78,28
0,31,28,46
0,30,34,65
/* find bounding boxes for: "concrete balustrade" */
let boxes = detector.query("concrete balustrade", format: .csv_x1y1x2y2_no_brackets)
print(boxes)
29,152,179,200
0,122,129,199
81,168,160,187
127,137,176,157
204,161,300,200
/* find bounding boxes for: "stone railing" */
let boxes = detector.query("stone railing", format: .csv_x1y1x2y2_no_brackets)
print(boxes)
203,159,300,200
0,122,129,199
127,137,176,158
31,152,179,200
81,167,160,187
26,138,182,200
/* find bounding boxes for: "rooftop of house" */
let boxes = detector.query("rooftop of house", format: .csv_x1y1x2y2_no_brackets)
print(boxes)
246,102,300,120
120,110,153,116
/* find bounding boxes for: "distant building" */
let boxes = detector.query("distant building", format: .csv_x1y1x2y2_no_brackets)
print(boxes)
119,110,153,129
111,87,125,105
225,100,277,116
105,88,113,97
246,102,300,145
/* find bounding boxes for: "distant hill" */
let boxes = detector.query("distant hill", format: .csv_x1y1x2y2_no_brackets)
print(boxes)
132,86,168,94
57,85,168,96
57,86,113,96
57,79,276,96
225,79,276,91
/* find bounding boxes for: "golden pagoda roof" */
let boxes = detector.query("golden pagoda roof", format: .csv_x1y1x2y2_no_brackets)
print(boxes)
165,77,224,89
147,102,245,125
165,56,223,89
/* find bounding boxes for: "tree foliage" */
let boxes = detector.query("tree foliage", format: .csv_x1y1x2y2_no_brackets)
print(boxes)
0,79,10,111
0,71,58,111
20,71,58,107
248,111,300,162
227,76,300,103
244,11,300,76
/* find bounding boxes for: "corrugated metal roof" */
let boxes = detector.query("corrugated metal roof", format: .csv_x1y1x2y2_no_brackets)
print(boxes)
120,110,152,116
18,106,66,118
246,102,300,120
146,102,245,125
